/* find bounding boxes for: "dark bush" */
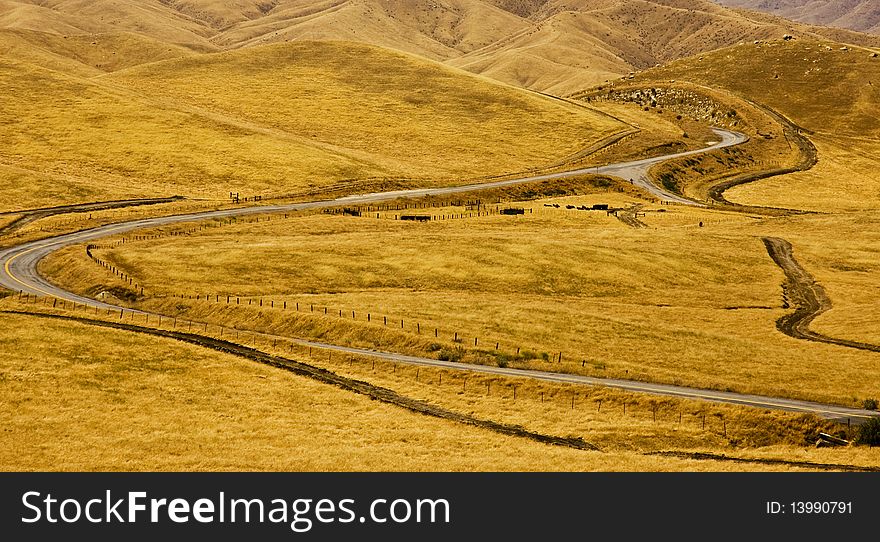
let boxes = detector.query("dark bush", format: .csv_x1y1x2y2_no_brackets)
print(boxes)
427,343,442,352
437,347,463,363
855,417,880,447
863,398,878,411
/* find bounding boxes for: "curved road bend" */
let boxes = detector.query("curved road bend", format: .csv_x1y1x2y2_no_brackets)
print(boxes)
6,128,875,423
1,127,744,310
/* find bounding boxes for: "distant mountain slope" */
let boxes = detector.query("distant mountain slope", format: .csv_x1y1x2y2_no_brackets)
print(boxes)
715,1,880,35
1,0,878,94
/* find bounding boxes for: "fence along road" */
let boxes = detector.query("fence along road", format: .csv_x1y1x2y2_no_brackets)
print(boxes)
3,128,876,422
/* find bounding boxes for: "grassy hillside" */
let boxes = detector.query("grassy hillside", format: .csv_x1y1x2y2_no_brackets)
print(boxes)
640,39,880,138
0,29,193,76
0,40,622,211
105,40,623,184
0,312,659,471
0,0,217,49
0,55,380,210
6,309,867,471
624,38,880,211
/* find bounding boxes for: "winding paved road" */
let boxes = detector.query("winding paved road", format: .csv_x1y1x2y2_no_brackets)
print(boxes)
3,128,876,423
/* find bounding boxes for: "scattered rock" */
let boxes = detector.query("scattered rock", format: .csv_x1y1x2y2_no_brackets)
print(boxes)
871,52,878,58
783,34,794,41
840,46,849,52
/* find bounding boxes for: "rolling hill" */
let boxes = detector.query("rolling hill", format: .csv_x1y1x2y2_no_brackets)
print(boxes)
715,1,880,35
3,0,879,94
0,39,623,210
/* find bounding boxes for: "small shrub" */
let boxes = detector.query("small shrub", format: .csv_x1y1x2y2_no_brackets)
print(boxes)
863,398,878,411
855,417,880,447
540,352,550,362
437,347,463,363
427,343,442,352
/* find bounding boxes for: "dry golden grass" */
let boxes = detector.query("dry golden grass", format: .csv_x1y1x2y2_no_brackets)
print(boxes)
0,57,372,211
0,29,193,76
41,194,880,408
2,310,836,472
725,135,880,211
105,41,622,182
0,0,217,50
643,39,880,139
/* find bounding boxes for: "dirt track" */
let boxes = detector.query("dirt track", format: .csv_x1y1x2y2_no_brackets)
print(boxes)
762,237,880,353
707,101,818,210
3,310,599,452
615,204,648,228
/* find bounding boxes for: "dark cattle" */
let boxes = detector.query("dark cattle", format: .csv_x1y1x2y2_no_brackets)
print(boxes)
401,215,431,222
500,208,525,215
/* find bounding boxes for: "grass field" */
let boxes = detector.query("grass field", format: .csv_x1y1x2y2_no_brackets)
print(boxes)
3,310,849,472
724,135,880,212
39,193,880,408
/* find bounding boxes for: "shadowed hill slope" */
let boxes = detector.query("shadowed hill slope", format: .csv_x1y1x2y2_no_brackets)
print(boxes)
716,1,880,35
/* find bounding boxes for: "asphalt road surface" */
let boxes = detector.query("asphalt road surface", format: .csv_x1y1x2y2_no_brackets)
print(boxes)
3,128,876,423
